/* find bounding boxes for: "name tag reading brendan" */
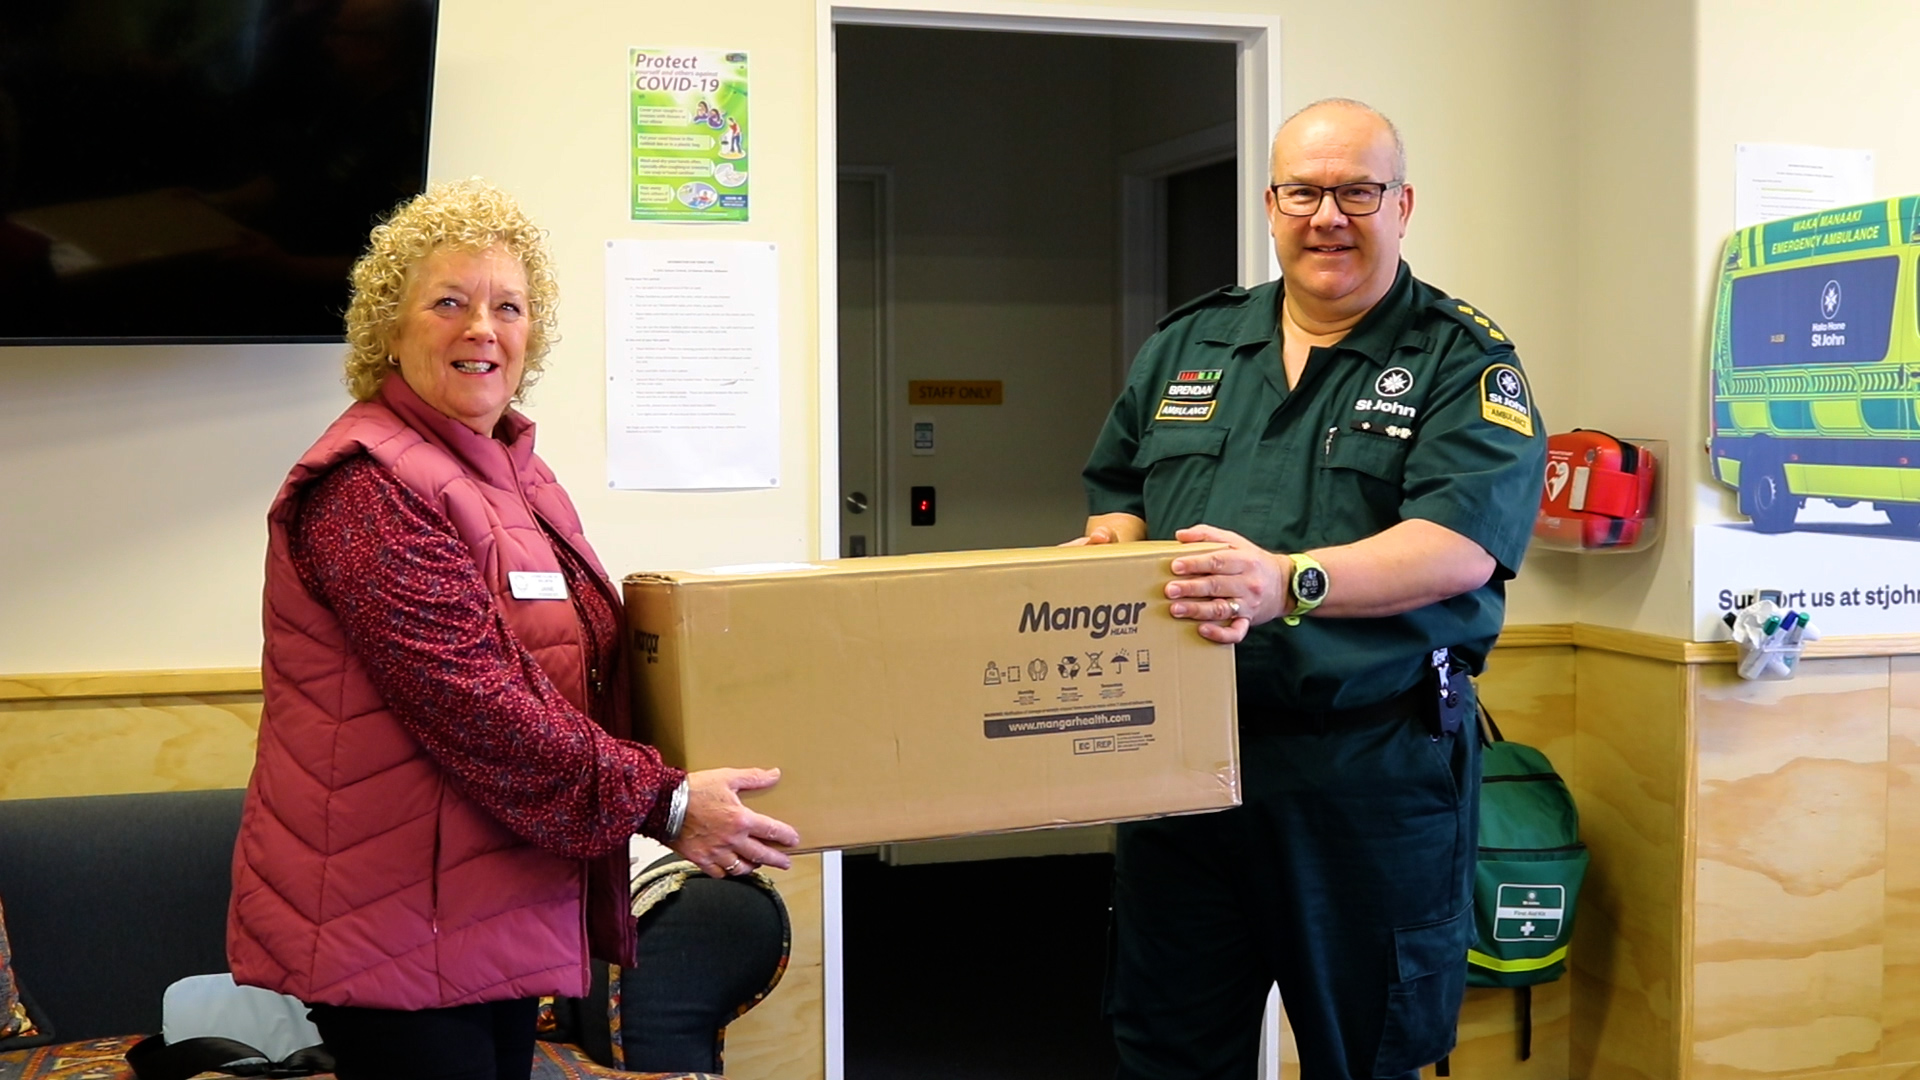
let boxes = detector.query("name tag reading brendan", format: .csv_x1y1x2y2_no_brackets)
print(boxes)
508,571,568,601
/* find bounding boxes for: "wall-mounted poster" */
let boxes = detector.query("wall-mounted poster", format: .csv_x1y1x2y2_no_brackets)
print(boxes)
1695,194,1920,638
629,48,749,223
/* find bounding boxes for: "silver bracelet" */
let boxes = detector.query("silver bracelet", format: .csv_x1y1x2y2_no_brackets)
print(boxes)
664,779,690,841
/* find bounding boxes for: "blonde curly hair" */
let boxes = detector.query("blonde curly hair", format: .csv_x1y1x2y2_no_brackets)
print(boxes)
343,179,560,402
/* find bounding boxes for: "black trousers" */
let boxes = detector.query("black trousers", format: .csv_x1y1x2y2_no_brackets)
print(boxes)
307,997,540,1080
1109,697,1479,1080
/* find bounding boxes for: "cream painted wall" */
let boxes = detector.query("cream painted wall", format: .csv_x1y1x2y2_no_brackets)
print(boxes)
3,0,1586,676
1568,0,1698,636
0,344,348,672
1561,0,1920,638
1693,0,1920,530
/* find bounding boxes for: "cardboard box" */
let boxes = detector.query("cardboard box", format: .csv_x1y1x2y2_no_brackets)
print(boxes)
623,542,1240,851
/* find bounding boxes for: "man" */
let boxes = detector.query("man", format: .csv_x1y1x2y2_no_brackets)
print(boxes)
1079,99,1546,1080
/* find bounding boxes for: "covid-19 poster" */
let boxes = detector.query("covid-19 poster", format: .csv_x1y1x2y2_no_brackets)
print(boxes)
629,48,749,223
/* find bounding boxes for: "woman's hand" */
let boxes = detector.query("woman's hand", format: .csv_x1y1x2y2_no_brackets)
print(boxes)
671,767,801,877
1060,512,1149,547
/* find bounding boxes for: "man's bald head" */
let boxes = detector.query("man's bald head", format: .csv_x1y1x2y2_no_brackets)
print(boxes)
1263,98,1414,324
1270,99,1406,183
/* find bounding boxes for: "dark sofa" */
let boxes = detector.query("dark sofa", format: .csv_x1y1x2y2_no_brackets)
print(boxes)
0,789,788,1078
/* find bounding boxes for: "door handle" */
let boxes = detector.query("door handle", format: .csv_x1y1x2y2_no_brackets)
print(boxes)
845,491,869,514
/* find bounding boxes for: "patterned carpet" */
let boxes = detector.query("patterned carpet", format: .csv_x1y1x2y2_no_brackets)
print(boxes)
0,1036,717,1080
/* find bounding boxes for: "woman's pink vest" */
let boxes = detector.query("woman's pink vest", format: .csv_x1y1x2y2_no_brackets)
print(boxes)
228,377,636,1009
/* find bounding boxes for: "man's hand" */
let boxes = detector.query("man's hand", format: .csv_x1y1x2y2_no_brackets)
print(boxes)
1167,524,1289,644
1167,520,1497,635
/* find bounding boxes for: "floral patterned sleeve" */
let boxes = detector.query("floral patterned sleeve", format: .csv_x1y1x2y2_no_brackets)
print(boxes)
289,454,685,859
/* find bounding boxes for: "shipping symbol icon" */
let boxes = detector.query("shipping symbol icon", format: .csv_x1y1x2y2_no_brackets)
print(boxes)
1086,652,1104,676
982,661,1024,686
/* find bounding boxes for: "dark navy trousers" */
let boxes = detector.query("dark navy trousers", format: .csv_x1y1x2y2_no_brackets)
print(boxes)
1109,697,1479,1080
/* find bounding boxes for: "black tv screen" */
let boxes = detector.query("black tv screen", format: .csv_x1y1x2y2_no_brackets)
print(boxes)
0,0,438,344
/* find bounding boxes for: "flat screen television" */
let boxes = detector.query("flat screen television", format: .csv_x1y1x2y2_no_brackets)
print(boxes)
0,0,439,345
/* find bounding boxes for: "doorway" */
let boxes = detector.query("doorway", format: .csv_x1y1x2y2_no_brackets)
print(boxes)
829,18,1248,1080
833,26,1243,559
820,7,1280,1079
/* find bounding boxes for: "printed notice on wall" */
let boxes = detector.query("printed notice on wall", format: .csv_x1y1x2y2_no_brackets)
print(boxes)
630,48,749,222
1734,143,1874,229
605,240,778,490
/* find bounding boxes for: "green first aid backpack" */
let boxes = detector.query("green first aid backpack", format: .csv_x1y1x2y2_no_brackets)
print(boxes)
1470,707,1588,987
1447,706,1590,1070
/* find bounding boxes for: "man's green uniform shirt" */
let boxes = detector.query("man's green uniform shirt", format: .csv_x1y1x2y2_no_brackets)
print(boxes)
1083,262,1547,713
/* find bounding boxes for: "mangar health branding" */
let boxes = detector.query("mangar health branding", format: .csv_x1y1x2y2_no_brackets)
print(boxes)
629,48,750,222
1017,599,1148,639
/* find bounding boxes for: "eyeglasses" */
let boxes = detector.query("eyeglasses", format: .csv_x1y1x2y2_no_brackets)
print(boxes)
1268,181,1404,217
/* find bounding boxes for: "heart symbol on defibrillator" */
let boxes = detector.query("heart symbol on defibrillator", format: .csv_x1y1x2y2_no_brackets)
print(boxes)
1546,460,1570,501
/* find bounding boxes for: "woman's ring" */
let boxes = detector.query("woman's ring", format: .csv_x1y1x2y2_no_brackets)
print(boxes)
1227,598,1241,616
722,859,743,874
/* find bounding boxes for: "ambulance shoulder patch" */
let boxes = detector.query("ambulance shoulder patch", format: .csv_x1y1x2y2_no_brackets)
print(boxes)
1434,298,1514,350
1479,363,1535,437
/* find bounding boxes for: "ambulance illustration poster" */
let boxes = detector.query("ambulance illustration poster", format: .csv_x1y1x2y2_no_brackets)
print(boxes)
1695,195,1920,637
629,48,749,222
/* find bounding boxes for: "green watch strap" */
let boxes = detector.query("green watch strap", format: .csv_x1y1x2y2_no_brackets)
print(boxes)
1283,553,1328,626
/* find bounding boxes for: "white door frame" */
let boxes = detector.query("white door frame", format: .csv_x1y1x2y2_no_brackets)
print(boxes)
815,7,1282,1078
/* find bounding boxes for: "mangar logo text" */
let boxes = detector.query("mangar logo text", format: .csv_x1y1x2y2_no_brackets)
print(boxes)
1017,600,1147,639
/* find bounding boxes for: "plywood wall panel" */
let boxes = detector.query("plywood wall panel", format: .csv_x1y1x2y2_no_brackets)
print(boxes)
0,694,260,799
1572,650,1691,1080
1480,644,1578,759
1880,658,1920,1066
1691,658,1895,1080
1426,981,1573,1080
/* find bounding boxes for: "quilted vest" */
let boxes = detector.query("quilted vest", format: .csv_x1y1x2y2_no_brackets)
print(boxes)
228,375,636,1009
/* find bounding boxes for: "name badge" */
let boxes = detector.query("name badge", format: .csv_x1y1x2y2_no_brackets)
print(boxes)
508,571,568,601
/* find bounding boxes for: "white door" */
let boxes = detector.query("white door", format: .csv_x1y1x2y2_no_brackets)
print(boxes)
836,170,889,557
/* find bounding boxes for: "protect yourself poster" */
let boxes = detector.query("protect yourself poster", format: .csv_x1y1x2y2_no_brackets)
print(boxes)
629,48,749,222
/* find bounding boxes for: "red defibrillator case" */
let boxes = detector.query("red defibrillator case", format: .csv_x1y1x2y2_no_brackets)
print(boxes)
1534,430,1657,550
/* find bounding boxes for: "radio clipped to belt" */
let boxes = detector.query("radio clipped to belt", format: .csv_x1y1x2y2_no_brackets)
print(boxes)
1430,648,1469,736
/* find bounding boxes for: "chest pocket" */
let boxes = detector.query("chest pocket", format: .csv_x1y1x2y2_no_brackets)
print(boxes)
1133,425,1229,538
1314,427,1410,545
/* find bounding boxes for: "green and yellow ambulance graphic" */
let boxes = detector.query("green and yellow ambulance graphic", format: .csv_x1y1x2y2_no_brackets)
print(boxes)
1709,196,1920,533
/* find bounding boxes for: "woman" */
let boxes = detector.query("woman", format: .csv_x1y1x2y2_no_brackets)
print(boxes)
227,179,799,1080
